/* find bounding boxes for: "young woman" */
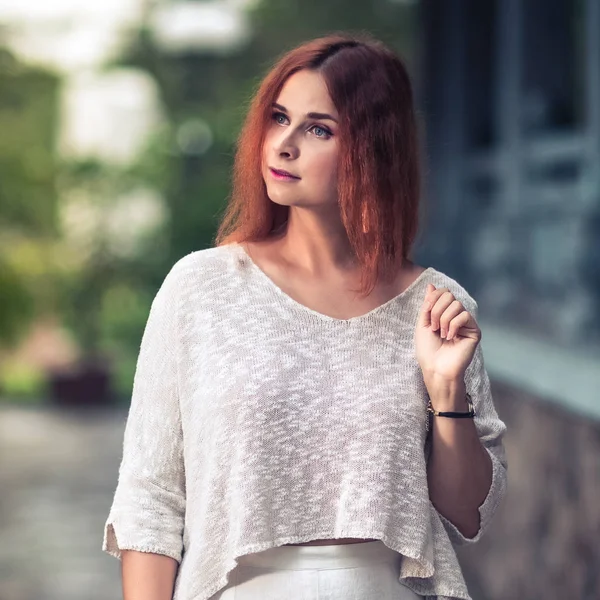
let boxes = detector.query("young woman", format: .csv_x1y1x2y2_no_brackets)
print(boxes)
103,33,507,600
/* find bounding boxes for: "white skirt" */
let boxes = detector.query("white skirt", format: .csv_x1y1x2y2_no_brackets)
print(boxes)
210,540,423,599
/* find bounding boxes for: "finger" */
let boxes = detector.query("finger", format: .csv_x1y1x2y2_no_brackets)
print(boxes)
417,283,437,328
430,291,455,331
439,300,464,338
418,294,433,328
424,286,450,311
424,284,447,302
446,311,471,341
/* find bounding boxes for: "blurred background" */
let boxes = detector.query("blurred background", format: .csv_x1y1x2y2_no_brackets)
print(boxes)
0,0,598,599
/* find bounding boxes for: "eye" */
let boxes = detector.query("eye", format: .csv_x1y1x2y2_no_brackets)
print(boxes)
309,124,332,139
272,111,287,125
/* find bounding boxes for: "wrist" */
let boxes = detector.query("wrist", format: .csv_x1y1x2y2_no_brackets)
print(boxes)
424,375,468,411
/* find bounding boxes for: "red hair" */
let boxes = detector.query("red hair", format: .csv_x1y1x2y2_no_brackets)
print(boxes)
214,32,422,296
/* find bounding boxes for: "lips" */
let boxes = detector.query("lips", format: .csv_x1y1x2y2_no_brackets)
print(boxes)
269,167,300,179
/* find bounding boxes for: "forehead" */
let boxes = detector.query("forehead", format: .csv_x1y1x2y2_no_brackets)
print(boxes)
275,70,337,116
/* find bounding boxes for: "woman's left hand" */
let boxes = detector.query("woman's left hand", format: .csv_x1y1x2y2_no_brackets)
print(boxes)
415,284,481,382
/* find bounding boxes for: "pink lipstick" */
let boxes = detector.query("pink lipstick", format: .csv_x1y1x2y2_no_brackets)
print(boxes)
269,167,300,181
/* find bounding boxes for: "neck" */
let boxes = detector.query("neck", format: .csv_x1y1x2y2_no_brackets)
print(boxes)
276,207,358,276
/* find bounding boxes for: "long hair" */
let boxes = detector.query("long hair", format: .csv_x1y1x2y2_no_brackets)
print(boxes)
214,32,422,297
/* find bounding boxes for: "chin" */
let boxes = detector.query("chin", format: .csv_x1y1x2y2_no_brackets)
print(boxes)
267,195,298,207
264,186,295,204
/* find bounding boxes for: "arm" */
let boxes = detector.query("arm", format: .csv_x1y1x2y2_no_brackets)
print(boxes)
103,263,187,592
426,373,494,539
426,331,508,544
121,550,178,600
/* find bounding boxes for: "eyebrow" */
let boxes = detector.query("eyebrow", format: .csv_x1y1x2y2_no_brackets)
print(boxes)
272,102,338,124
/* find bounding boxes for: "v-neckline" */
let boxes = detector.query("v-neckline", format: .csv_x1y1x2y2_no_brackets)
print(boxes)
232,242,434,325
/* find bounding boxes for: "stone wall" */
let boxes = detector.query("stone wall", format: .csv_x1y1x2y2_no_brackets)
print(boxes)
458,380,600,600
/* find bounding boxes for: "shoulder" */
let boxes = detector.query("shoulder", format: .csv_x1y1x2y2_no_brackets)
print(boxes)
164,244,238,284
155,244,240,305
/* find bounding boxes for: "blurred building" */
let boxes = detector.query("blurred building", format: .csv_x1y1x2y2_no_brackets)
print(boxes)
418,1,600,599
419,0,600,419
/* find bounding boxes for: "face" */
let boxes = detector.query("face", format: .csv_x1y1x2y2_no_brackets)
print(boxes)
262,69,340,211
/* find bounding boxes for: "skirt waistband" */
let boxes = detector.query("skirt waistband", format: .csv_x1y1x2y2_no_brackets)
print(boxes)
236,540,402,570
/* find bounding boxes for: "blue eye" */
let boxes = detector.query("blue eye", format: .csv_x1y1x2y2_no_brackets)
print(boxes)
310,125,331,139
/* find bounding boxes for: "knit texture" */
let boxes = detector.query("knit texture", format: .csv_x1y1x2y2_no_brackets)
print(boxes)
102,242,508,600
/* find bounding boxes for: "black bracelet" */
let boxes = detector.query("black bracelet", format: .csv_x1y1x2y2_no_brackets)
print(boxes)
427,393,475,418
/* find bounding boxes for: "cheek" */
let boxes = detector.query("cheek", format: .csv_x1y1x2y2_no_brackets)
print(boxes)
262,129,276,160
307,147,338,181
261,139,270,166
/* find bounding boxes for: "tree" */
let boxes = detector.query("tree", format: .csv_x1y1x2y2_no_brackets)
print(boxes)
0,47,60,347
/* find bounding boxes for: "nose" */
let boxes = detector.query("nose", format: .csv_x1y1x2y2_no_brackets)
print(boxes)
272,129,299,160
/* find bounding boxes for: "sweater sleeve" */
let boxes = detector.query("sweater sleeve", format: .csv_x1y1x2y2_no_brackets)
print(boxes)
102,264,186,563
433,299,508,546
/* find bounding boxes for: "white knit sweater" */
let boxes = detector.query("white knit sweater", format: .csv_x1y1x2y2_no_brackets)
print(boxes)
102,242,508,600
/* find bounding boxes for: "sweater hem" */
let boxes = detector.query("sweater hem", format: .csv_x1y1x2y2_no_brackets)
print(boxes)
102,521,182,564
192,531,471,600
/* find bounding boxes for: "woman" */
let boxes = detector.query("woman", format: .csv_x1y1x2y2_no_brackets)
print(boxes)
103,33,507,600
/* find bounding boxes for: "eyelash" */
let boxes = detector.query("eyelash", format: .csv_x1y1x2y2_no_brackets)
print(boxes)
271,111,333,139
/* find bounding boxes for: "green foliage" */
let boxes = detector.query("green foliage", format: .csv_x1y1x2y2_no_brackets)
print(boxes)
55,147,173,355
0,359,46,402
0,48,59,235
0,261,35,345
97,282,154,400
250,0,417,65
0,48,61,348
